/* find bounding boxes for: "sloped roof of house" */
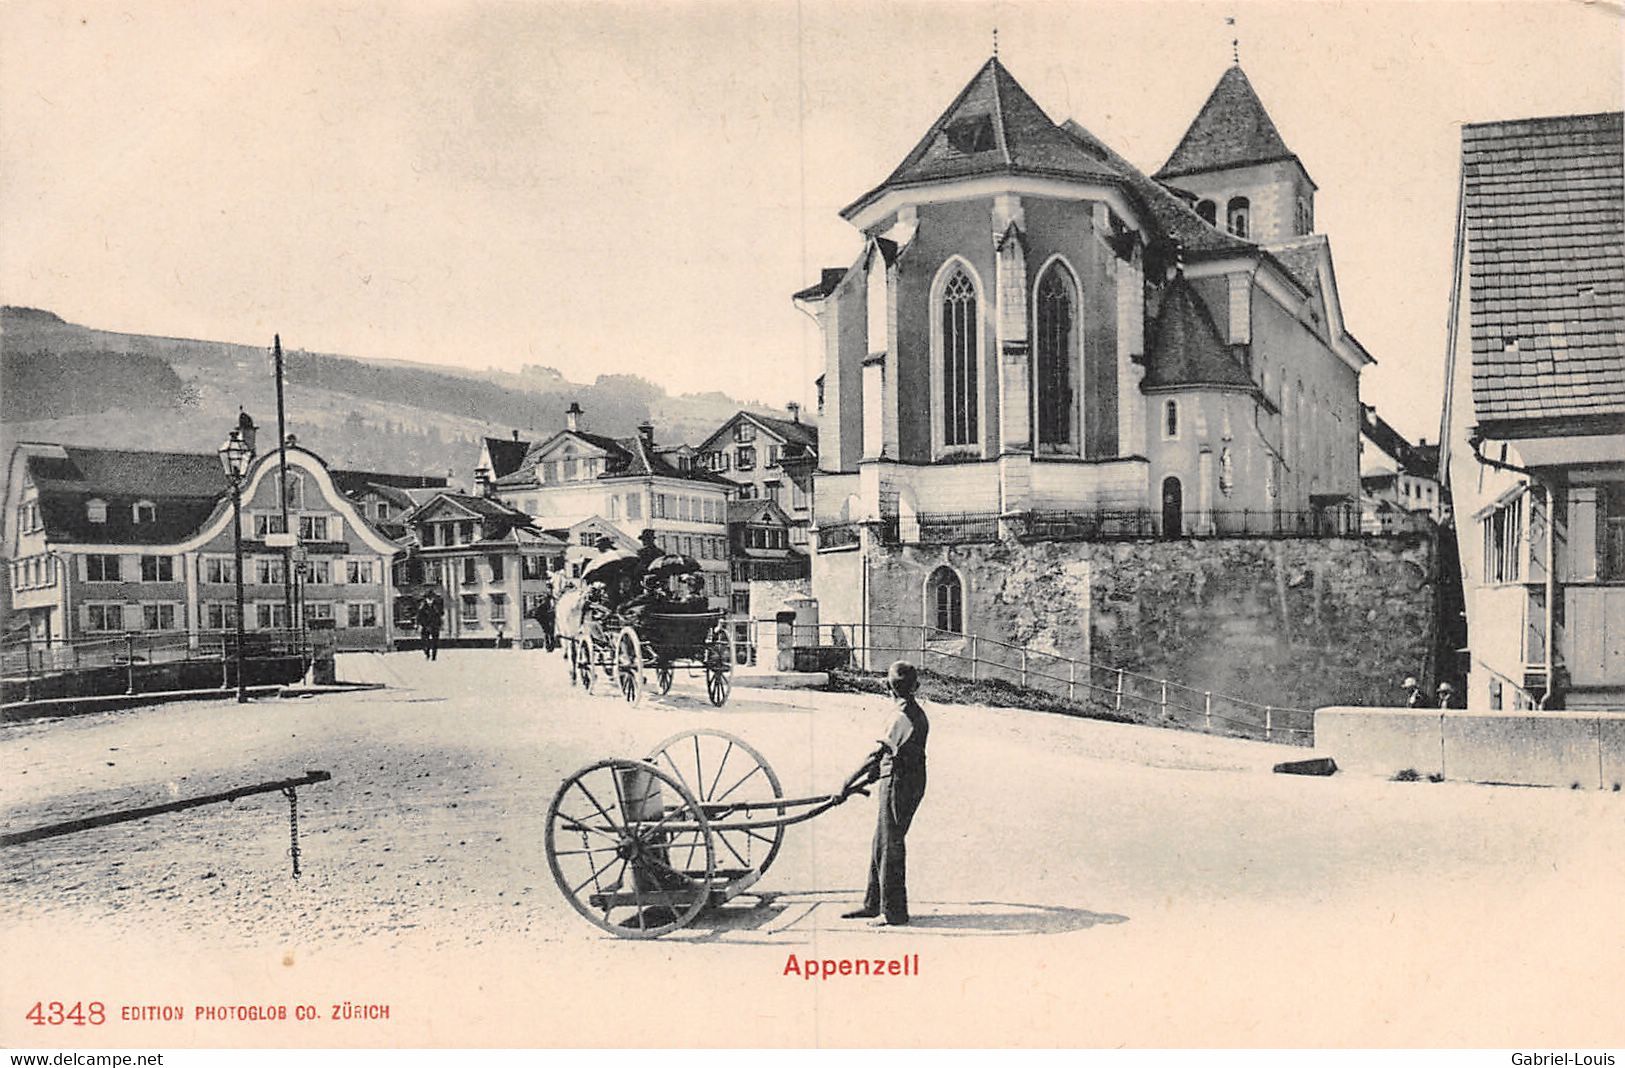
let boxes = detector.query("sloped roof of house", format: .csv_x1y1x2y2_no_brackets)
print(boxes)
1462,111,1625,426
842,57,1125,219
1361,407,1437,478
479,436,531,479
494,429,734,489
1142,278,1257,391
727,499,793,526
21,444,229,545
1155,65,1309,184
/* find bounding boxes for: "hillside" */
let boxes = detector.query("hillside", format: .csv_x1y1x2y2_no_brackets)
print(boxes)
0,306,803,502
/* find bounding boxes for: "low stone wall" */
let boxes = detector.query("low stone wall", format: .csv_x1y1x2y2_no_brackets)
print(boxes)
1316,706,1625,789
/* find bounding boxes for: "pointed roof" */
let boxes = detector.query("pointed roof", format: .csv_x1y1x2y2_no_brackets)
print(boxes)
841,57,1123,219
1142,278,1257,391
1156,65,1308,183
479,436,532,479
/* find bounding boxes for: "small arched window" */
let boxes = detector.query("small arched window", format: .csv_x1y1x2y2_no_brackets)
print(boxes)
1163,399,1180,440
926,566,963,635
1227,197,1250,238
86,498,107,524
133,500,156,524
282,472,305,509
1195,199,1217,225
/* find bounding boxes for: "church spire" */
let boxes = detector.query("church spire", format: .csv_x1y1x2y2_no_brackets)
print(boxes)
1154,64,1306,184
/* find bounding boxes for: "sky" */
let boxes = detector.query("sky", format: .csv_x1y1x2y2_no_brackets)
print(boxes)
2,0,1620,444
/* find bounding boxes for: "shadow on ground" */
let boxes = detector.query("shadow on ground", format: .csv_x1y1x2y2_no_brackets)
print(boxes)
655,889,1128,943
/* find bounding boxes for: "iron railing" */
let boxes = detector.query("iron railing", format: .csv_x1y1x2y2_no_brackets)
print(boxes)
1,629,312,703
816,507,1381,550
794,621,1315,745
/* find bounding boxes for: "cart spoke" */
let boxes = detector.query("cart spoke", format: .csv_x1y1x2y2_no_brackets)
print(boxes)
572,778,622,833
712,829,751,869
713,763,764,804
570,852,624,897
705,740,734,801
556,814,620,840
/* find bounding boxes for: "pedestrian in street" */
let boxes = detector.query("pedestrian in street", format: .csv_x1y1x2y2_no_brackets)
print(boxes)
533,588,557,652
416,595,443,661
841,659,930,927
1402,675,1424,708
1437,681,1457,709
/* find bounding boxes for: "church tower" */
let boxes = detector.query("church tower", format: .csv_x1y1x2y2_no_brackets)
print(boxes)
1155,65,1316,242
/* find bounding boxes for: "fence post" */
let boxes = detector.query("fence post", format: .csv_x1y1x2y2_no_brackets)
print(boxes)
1204,691,1212,729
23,635,34,703
1160,680,1167,719
1265,706,1273,742
221,633,230,690
920,624,928,671
971,636,979,681
1068,659,1076,702
1114,668,1124,715
126,633,136,695
1019,648,1027,689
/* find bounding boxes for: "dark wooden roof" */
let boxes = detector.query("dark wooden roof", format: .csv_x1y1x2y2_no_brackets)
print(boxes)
1463,111,1625,425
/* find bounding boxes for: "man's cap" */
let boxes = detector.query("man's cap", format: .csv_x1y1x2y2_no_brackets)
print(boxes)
887,660,919,691
1403,676,1418,689
1437,682,1455,692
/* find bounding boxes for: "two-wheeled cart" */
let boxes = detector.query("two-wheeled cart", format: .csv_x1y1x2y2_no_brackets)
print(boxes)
544,728,858,938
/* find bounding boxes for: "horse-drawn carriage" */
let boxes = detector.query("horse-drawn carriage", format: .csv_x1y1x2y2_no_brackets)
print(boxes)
556,549,733,707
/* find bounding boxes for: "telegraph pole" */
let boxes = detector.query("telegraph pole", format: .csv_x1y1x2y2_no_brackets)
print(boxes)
274,335,294,633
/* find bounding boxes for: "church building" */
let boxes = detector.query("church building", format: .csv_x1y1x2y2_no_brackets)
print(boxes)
798,57,1373,553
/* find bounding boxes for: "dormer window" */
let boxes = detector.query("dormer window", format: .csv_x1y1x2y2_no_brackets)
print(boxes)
1196,199,1217,226
1226,197,1250,239
944,114,995,154
87,498,107,524
133,500,156,524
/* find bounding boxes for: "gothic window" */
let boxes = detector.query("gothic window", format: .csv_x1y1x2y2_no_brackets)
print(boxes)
939,266,979,448
1227,197,1250,238
1196,199,1217,225
1035,262,1077,449
1163,399,1180,440
926,566,963,635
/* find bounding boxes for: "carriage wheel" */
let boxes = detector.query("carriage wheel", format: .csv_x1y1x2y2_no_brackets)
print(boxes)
616,627,644,706
545,758,715,939
706,667,731,707
573,627,596,693
655,667,674,695
646,729,785,893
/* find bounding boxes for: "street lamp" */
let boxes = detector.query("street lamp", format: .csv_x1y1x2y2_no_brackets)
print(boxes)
218,411,257,703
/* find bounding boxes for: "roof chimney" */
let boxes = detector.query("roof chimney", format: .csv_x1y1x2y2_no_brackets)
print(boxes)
786,402,801,423
565,402,583,432
512,429,521,441
637,421,655,446
474,466,493,498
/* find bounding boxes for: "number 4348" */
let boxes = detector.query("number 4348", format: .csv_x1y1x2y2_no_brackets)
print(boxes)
25,1001,106,1026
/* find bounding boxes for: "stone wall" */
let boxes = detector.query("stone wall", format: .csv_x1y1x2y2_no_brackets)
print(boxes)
841,532,1437,712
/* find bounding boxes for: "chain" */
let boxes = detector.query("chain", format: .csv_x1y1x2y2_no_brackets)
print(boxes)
282,787,301,879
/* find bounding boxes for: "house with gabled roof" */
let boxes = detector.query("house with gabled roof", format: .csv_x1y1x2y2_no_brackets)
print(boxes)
697,407,818,548
489,403,737,607
1359,406,1443,533
1440,111,1625,711
5,438,400,652
394,490,565,646
793,54,1375,643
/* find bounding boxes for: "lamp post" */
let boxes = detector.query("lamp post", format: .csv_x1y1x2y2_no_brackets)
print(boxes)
219,411,258,703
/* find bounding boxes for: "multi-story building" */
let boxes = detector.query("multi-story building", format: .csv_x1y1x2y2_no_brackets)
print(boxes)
798,58,1371,549
490,404,736,607
330,469,448,542
1440,111,1625,711
697,408,819,548
395,490,566,645
1359,406,1443,533
5,439,400,651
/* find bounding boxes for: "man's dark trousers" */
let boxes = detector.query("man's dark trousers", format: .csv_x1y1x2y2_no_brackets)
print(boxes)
423,626,440,661
861,769,926,922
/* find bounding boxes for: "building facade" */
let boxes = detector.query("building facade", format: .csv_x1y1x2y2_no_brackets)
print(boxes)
795,56,1374,645
491,406,736,607
1440,111,1625,711
1359,406,1443,534
697,409,819,548
5,441,400,652
395,491,565,645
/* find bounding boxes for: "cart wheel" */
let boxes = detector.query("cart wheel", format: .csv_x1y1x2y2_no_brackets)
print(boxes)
574,627,596,693
655,667,674,695
545,758,716,939
646,729,785,892
706,666,731,707
616,627,644,706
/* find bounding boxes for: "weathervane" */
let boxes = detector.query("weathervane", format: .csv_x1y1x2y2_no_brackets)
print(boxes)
992,26,999,58
1226,15,1239,64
